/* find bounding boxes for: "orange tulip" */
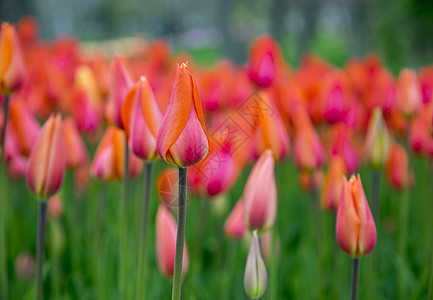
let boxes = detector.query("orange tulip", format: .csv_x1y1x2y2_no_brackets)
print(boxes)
243,149,277,233
121,76,162,161
155,205,189,278
385,142,408,190
8,98,40,156
26,114,66,200
397,69,422,117
224,198,247,239
336,175,377,257
321,155,346,212
105,55,133,129
157,62,209,167
0,23,26,94
156,168,179,208
62,117,88,168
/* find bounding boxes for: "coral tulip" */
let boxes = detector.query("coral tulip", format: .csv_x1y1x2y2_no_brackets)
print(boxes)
0,23,26,94
385,142,408,190
244,231,267,299
155,205,189,278
243,149,277,233
397,69,422,117
105,55,133,129
62,117,88,168
157,62,209,167
224,198,247,239
121,76,162,161
336,175,377,258
26,114,66,200
321,156,346,212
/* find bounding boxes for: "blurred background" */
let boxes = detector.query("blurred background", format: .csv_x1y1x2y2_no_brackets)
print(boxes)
2,0,433,72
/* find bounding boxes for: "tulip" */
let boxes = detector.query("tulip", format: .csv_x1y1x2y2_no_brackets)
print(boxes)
243,149,277,233
121,76,162,161
319,71,347,124
299,169,323,192
8,98,40,156
14,251,34,282
156,168,179,208
105,55,133,129
155,205,189,278
329,123,359,173
336,175,377,258
385,142,408,191
364,107,391,169
244,231,267,299
224,198,247,239
47,194,63,219
62,117,88,168
157,62,209,167
321,156,346,212
26,114,66,200
397,69,422,118
247,35,284,88
0,23,26,94
419,66,433,104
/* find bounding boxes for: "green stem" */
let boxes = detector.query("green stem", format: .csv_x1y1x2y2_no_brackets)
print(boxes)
0,94,9,298
372,170,380,221
136,162,154,300
171,167,188,300
35,200,47,300
310,173,323,298
94,183,106,295
351,258,360,300
119,137,130,299
367,169,380,299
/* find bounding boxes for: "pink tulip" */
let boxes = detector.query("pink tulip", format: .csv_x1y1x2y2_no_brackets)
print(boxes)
26,114,66,200
243,149,277,233
336,175,377,257
224,198,247,239
155,205,189,278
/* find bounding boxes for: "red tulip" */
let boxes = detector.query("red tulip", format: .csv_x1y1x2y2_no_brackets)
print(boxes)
105,55,133,129
155,205,189,278
26,114,66,200
243,149,277,233
157,62,209,167
336,174,377,257
224,198,247,239
0,23,26,94
121,76,163,161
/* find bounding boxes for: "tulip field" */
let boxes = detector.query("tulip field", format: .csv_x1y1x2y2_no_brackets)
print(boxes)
1,16,433,300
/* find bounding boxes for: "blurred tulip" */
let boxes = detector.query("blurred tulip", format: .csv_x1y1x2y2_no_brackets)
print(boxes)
157,62,209,167
155,205,189,278
9,98,40,156
260,230,280,263
156,168,178,208
90,127,143,181
14,251,34,281
0,23,26,94
224,198,247,239
329,123,359,173
62,117,88,168
321,156,346,212
419,66,433,104
121,76,162,161
26,114,66,200
336,174,376,257
364,107,391,169
243,149,277,233
247,35,284,88
397,69,422,118
299,169,323,192
105,55,133,129
385,142,408,190
319,71,347,124
48,194,63,219
244,231,267,299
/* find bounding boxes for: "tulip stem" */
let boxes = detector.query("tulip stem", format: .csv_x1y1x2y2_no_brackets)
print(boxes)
310,173,323,298
372,170,380,221
351,258,360,300
172,167,188,300
136,162,154,300
35,200,47,300
119,137,130,299
0,94,9,298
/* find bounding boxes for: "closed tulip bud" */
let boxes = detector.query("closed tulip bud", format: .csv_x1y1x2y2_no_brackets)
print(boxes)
244,231,267,299
106,55,133,129
321,156,346,212
157,62,209,167
336,175,377,258
0,23,26,94
156,205,189,278
48,194,63,219
255,91,290,161
243,149,277,233
247,35,284,88
9,98,40,156
364,107,391,169
224,198,247,239
121,76,162,161
385,142,408,190
26,114,66,200
397,69,422,118
62,117,88,168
